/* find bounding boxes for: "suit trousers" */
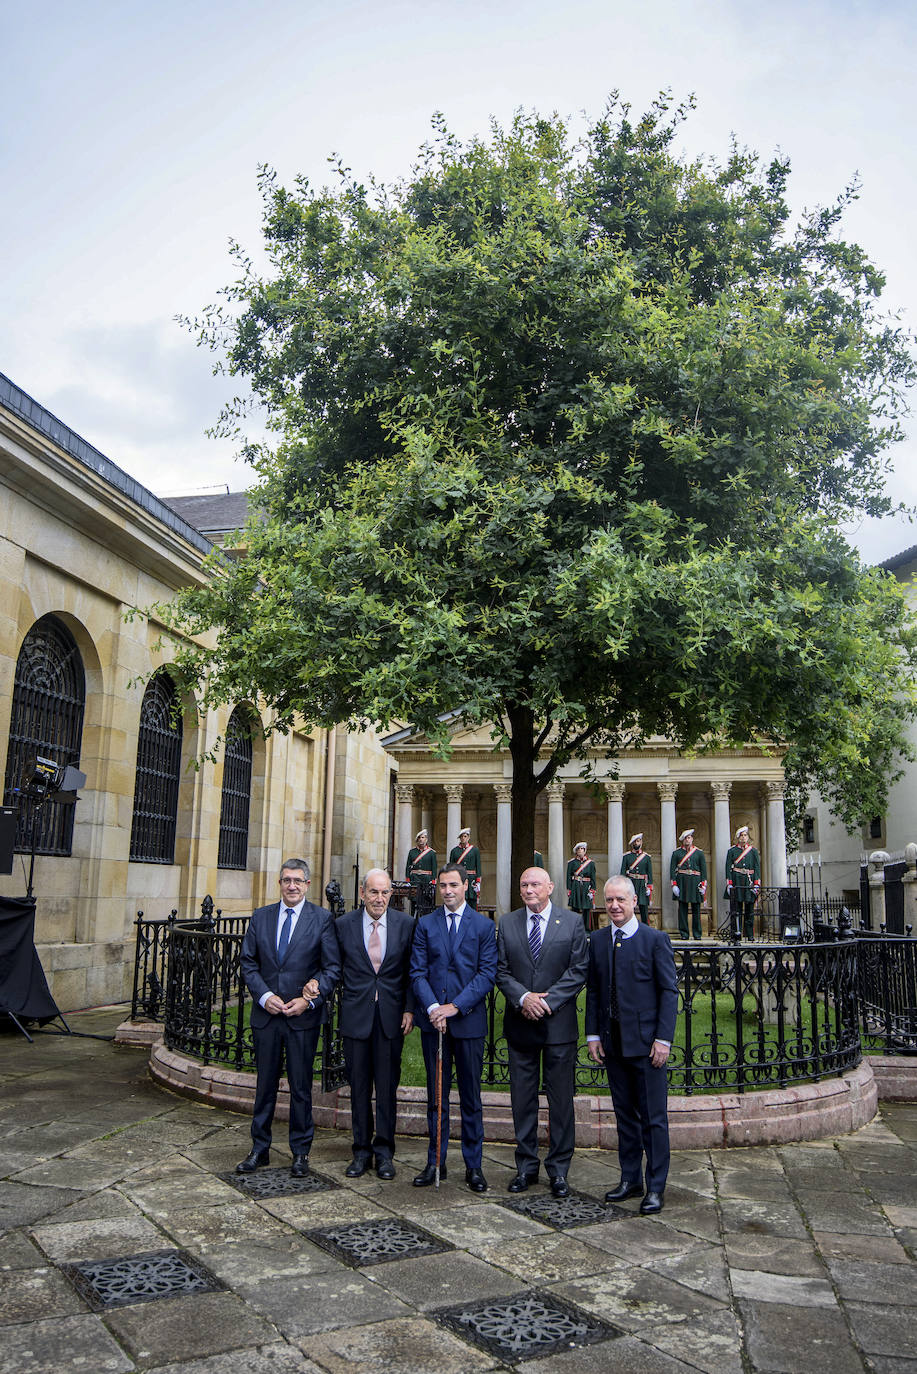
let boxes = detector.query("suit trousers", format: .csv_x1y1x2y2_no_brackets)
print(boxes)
251,1017,321,1155
507,1039,576,1179
343,1003,403,1161
604,1025,670,1193
420,1029,485,1169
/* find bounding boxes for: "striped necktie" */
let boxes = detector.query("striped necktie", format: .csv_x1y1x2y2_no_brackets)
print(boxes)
528,911,542,961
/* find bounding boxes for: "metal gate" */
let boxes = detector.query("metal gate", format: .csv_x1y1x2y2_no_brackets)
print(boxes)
884,859,906,934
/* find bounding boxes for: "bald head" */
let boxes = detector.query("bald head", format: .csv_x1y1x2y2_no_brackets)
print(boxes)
520,866,554,913
362,868,393,918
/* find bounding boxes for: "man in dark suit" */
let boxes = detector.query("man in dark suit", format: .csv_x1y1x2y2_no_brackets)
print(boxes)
586,874,678,1214
409,863,497,1192
496,867,588,1197
238,858,340,1177
335,868,415,1180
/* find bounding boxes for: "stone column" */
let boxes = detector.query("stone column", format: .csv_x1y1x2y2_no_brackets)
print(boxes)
902,843,917,932
444,783,464,855
546,780,566,891
395,784,415,879
765,781,789,888
868,850,890,930
605,782,625,877
494,784,513,918
711,781,732,932
658,782,678,933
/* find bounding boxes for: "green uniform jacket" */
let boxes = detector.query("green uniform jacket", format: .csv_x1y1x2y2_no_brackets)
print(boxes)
620,850,653,907
670,846,707,903
566,857,597,914
406,845,437,886
726,844,761,901
449,843,481,889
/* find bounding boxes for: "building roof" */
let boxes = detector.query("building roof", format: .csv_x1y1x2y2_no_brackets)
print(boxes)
163,490,254,538
880,543,917,573
0,370,213,557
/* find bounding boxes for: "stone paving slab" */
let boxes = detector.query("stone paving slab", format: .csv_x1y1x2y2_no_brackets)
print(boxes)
103,1289,279,1365
475,1230,611,1284
0,1311,134,1374
826,1256,917,1304
301,1314,500,1373
843,1301,917,1358
30,1213,168,1261
0,1228,47,1269
738,1299,868,1373
649,1308,745,1374
516,1332,701,1372
797,1187,897,1235
366,1248,523,1310
244,1269,413,1338
722,1233,826,1276
145,1347,325,1374
0,1179,85,1231
729,1268,837,1307
0,1263,87,1322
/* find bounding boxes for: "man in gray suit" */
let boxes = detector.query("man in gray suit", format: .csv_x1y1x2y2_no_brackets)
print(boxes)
496,866,589,1197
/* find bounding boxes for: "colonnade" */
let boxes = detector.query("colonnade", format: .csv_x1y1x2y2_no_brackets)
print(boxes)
395,777,789,926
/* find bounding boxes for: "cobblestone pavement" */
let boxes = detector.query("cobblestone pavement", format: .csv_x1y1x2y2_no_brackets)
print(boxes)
1,1009,915,1373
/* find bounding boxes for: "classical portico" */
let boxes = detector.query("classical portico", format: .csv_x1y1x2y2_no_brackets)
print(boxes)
383,722,788,930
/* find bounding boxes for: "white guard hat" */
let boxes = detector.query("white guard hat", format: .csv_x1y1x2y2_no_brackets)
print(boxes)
629,833,644,846
458,827,471,838
678,828,695,844
574,841,588,852
735,825,750,840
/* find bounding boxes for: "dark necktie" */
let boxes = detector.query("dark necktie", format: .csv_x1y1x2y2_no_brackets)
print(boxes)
448,914,458,953
277,907,294,961
610,930,623,1021
528,912,542,962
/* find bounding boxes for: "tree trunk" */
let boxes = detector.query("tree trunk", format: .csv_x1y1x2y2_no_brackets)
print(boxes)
506,703,541,908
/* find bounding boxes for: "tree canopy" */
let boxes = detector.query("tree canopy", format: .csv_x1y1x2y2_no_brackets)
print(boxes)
167,94,917,886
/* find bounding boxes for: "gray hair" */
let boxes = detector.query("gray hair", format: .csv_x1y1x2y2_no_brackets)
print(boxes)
280,857,311,880
605,874,636,899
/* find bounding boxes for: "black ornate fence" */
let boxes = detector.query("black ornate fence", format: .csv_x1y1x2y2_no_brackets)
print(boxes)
150,916,890,1097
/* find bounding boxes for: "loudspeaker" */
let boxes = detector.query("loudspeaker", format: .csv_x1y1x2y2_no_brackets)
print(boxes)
0,808,15,875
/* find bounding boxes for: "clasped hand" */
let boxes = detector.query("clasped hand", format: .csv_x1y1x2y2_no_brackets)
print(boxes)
521,992,552,1020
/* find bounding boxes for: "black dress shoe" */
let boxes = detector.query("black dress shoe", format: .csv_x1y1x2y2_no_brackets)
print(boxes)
550,1175,570,1198
507,1173,538,1194
465,1167,488,1193
236,1149,270,1174
290,1154,310,1178
640,1190,664,1214
345,1157,370,1178
376,1159,396,1180
413,1162,446,1186
604,1178,643,1202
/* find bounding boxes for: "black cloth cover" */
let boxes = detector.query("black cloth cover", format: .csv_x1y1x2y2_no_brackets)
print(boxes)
0,896,62,1023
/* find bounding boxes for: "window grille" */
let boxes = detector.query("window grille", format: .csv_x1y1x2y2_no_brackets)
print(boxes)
3,615,85,855
217,708,253,869
130,673,182,863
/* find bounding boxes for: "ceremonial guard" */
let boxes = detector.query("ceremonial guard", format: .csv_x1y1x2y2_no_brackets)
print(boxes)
725,825,761,940
620,833,653,923
449,827,482,909
670,828,707,940
405,828,437,915
566,842,597,927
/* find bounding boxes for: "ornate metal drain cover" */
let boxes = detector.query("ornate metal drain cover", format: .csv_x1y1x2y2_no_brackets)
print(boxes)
219,1166,339,1198
62,1249,224,1311
434,1289,620,1360
306,1216,454,1268
502,1188,627,1229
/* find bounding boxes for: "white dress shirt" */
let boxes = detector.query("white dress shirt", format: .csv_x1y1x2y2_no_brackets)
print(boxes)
259,897,306,1009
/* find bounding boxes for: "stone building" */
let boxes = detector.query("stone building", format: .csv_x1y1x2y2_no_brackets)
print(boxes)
0,373,394,1010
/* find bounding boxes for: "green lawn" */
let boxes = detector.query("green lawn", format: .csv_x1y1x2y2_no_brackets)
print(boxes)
205,983,834,1096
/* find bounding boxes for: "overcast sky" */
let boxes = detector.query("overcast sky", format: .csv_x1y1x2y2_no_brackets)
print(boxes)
3,0,915,561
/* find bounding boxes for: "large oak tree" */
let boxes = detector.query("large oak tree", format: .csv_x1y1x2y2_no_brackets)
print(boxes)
166,95,917,892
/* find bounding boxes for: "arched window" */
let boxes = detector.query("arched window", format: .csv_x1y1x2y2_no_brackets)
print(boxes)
130,672,182,863
217,707,253,869
3,615,85,855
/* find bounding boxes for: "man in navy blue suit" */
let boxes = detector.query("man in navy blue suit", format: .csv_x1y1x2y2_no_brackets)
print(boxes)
410,863,497,1191
586,874,678,1214
238,858,340,1177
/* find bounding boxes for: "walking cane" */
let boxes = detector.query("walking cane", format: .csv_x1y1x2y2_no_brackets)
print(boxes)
434,1025,444,1190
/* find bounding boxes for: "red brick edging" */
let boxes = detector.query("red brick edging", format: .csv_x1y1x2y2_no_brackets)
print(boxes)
139,1031,886,1149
